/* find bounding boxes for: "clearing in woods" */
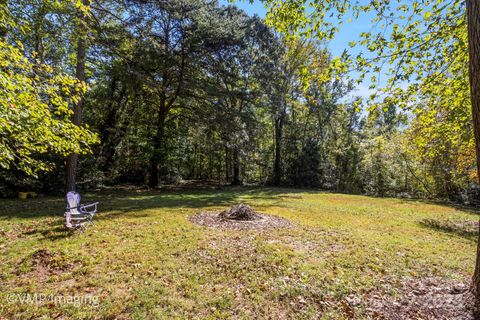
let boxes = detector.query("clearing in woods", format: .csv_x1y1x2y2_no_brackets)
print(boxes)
0,187,477,319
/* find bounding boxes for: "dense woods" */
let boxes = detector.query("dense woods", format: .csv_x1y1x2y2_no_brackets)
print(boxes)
1,0,477,202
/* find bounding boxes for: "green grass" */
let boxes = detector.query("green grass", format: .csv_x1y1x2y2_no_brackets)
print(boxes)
0,187,477,319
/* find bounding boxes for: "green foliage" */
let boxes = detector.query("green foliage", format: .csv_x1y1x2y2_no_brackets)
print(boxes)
1,0,476,201
0,39,98,176
259,0,467,108
256,0,475,198
405,68,476,196
0,1,97,177
360,104,413,197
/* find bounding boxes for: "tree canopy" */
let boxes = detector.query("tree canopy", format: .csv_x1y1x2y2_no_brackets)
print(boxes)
0,1,97,176
0,0,477,201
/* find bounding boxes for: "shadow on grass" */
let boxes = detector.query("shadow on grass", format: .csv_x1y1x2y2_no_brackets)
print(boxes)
0,186,302,220
419,218,478,241
4,186,480,242
2,186,480,220
394,196,480,218
18,218,74,241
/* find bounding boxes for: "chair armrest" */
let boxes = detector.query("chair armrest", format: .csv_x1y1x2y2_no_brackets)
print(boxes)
82,202,99,208
80,202,98,215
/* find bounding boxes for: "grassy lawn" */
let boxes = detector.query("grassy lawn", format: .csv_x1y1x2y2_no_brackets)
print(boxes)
0,187,477,319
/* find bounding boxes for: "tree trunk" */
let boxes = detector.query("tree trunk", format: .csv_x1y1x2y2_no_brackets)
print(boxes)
232,145,240,185
65,0,88,193
225,145,230,182
148,100,167,189
148,125,164,189
273,116,284,186
467,0,480,315
99,77,120,171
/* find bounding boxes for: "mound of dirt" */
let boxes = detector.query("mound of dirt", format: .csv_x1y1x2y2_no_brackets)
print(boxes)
189,205,293,230
218,204,261,221
365,277,474,319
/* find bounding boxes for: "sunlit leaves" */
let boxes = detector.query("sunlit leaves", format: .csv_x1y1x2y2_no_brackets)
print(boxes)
0,1,98,176
259,0,475,191
259,0,466,102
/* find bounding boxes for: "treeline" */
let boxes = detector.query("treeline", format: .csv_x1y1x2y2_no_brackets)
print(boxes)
0,0,477,201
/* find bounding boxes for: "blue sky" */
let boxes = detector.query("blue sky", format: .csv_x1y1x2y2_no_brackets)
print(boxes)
219,0,382,100
221,0,267,17
220,1,367,57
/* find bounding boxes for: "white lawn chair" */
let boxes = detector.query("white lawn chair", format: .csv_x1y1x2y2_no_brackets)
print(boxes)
65,191,98,230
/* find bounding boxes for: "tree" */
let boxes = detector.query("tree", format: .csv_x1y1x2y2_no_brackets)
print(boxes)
360,103,411,197
0,1,97,178
257,36,326,185
65,0,89,192
468,0,480,310
198,9,259,185
86,0,256,187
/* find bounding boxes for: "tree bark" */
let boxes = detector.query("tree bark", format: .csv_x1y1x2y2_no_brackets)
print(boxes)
225,145,230,182
467,0,480,315
148,99,167,189
65,0,88,193
232,145,240,185
99,77,125,171
273,116,284,186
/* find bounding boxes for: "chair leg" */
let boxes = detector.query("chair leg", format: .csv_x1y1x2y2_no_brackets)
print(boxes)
78,224,87,233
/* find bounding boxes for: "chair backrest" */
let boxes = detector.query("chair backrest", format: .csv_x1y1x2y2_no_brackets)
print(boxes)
66,191,81,215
